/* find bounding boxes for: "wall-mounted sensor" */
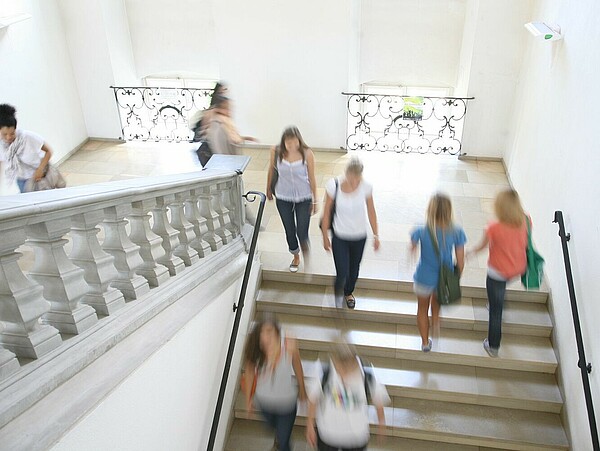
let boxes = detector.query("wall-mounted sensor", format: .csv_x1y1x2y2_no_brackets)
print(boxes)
525,22,562,41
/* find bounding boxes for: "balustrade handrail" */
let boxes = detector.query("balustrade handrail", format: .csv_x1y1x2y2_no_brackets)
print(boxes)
0,155,253,430
0,168,237,223
553,211,599,450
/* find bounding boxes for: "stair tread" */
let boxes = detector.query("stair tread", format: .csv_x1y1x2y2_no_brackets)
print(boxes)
258,281,553,335
227,418,479,451
234,393,568,449
260,250,549,303
299,355,562,412
276,313,558,373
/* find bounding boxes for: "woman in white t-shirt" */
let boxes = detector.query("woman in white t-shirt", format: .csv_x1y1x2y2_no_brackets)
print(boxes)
321,157,380,309
0,104,53,193
306,342,389,450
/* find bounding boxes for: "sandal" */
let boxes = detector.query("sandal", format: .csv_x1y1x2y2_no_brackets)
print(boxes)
289,260,299,273
345,294,356,309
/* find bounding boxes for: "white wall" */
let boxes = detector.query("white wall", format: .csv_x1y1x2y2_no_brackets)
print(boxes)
0,0,87,194
58,0,132,139
360,0,466,89
460,0,532,158
504,1,599,448
50,259,259,451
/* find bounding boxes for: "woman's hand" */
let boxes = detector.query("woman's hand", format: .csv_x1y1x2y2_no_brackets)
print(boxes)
373,236,380,251
306,422,317,448
266,187,273,201
33,167,44,181
311,202,318,215
323,235,331,251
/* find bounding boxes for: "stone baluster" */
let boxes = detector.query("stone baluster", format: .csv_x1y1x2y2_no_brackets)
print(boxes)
0,336,19,379
221,180,241,237
26,219,98,335
213,182,236,241
70,211,126,316
210,183,233,244
0,227,62,359
185,188,211,258
102,205,150,300
152,195,185,276
170,192,200,267
129,199,170,287
198,186,224,251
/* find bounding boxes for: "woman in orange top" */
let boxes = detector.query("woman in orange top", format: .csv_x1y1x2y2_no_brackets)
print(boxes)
469,190,528,357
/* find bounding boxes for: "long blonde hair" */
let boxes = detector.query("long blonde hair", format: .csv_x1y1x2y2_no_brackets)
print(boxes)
426,193,453,231
495,189,525,226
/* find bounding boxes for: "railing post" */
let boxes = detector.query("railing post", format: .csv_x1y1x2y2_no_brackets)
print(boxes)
185,188,212,258
0,227,62,359
70,211,126,316
129,199,170,287
27,219,98,334
152,195,186,276
102,205,150,300
171,191,200,267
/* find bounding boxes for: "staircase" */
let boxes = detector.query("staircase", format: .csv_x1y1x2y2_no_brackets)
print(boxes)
226,267,569,450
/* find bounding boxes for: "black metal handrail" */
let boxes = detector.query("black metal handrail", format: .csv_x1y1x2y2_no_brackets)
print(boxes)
553,210,599,450
342,91,475,155
206,191,266,451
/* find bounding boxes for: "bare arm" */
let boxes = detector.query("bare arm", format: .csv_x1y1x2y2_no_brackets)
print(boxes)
34,143,52,181
288,338,307,401
321,191,334,251
243,361,256,411
455,246,465,275
266,146,277,200
306,399,318,448
468,233,489,257
366,195,380,250
306,150,318,214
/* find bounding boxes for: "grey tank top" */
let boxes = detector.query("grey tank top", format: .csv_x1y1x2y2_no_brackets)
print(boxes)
254,338,298,413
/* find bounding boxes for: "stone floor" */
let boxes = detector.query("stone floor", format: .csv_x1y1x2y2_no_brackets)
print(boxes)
56,139,516,289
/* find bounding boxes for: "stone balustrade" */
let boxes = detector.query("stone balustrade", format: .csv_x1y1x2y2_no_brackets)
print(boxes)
0,155,250,383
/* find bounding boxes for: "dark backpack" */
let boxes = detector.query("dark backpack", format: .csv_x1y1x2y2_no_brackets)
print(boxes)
321,357,375,404
196,141,213,167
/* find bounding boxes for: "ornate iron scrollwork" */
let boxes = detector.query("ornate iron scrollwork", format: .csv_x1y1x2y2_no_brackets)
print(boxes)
343,93,473,155
111,86,213,142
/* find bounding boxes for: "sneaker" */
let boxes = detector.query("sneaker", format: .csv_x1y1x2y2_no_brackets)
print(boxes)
421,338,433,353
483,338,498,357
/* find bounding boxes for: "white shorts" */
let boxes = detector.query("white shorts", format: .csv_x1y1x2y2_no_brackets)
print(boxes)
413,282,435,297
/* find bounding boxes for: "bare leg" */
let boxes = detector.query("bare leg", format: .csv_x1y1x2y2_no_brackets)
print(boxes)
417,295,432,346
430,294,441,343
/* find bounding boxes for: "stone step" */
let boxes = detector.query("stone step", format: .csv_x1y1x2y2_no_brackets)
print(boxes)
233,393,568,450
226,418,479,451
299,354,562,413
259,251,549,304
275,313,558,374
258,281,553,337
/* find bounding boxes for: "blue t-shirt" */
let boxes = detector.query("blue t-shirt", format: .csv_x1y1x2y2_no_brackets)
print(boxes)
411,225,467,287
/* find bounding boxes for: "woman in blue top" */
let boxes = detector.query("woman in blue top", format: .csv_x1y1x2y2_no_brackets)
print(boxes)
410,193,466,352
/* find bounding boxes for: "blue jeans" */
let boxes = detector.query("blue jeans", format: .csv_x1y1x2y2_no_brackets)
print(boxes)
276,199,311,254
332,234,366,297
487,276,507,349
16,178,28,193
317,431,367,451
260,404,297,451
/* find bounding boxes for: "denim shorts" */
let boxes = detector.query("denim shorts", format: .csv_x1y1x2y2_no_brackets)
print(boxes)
413,282,436,297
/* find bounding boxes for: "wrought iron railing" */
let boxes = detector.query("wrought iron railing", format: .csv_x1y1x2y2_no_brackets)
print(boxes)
342,92,474,155
111,86,213,142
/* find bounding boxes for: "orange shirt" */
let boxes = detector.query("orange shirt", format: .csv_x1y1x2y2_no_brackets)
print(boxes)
486,220,528,279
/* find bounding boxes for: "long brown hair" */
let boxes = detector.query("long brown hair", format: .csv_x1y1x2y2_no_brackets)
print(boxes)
278,126,309,163
243,314,281,369
426,193,453,231
495,189,525,227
